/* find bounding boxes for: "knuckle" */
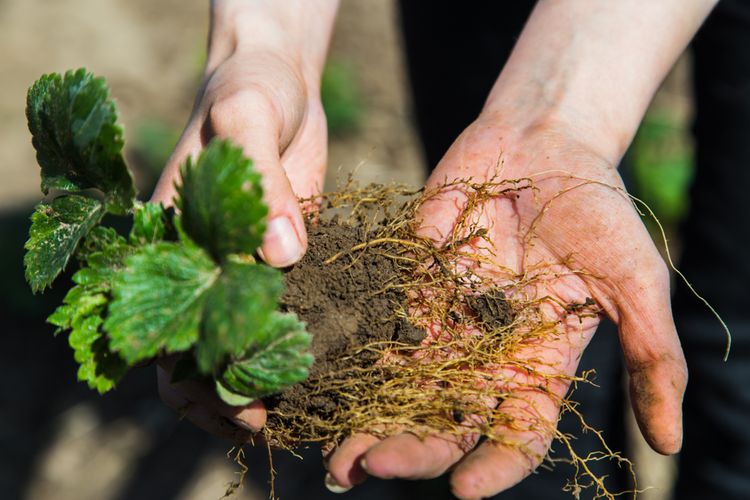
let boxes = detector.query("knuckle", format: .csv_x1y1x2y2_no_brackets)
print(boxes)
208,89,276,137
649,257,671,288
207,94,243,137
672,354,689,392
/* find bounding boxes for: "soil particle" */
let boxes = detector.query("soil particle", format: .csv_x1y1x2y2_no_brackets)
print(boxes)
466,290,514,330
393,319,426,344
268,219,423,417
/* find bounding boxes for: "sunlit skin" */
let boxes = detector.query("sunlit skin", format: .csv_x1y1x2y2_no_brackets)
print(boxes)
151,0,719,498
325,118,687,499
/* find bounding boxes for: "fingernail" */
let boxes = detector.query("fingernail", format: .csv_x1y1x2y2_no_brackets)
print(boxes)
261,217,304,267
324,473,352,494
359,457,369,473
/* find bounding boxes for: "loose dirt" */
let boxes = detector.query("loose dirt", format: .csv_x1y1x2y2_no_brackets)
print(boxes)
269,216,514,428
271,218,424,418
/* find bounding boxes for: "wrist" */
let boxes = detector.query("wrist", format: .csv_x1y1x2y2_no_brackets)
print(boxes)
208,0,339,86
479,0,717,166
480,85,627,167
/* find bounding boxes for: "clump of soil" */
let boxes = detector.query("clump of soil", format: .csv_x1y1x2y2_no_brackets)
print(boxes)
265,207,520,442
269,218,426,418
467,290,513,330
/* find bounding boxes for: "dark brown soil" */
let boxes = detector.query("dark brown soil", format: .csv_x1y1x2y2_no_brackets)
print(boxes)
466,290,514,331
267,218,514,425
268,218,423,418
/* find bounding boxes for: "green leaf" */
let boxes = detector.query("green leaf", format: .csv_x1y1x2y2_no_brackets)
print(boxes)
130,202,167,245
217,312,313,404
69,314,128,393
106,242,220,364
48,305,75,331
77,225,123,259
79,226,133,273
49,230,130,332
215,379,254,407
24,194,104,292
195,261,283,373
26,69,135,213
82,336,128,393
48,231,131,393
176,139,267,261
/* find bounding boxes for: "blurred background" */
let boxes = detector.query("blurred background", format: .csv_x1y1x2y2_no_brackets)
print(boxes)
0,1,694,499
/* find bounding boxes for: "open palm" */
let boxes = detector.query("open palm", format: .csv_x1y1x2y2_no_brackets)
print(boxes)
327,117,687,499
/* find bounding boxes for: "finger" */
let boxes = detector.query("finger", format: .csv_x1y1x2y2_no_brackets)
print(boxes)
616,259,687,455
158,368,251,441
326,433,380,490
363,432,478,480
450,295,594,499
157,366,266,432
321,440,337,464
450,387,562,500
280,98,327,204
174,397,253,442
205,93,307,267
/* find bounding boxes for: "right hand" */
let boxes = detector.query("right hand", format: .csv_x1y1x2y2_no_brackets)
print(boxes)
152,40,329,438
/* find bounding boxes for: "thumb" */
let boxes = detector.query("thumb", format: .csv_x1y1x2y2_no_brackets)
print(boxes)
616,261,688,455
151,94,308,268
204,97,307,268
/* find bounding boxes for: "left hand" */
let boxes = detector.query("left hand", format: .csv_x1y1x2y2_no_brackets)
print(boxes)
324,115,687,499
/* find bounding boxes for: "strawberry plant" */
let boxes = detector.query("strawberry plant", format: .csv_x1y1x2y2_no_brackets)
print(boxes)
23,69,313,402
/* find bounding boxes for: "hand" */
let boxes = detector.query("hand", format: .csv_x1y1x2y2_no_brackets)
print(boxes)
152,49,327,267
326,115,687,499
152,0,337,437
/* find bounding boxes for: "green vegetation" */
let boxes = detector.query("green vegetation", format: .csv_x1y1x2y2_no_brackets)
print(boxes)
23,69,313,402
321,60,363,135
629,111,694,227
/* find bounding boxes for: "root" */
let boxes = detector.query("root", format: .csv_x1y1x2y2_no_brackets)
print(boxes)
254,176,641,498
222,446,248,499
250,168,728,498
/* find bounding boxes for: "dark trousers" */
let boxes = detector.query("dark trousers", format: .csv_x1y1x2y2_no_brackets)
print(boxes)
398,1,750,498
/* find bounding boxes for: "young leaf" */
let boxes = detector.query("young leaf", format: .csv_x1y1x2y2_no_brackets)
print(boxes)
176,139,267,261
69,314,128,393
49,228,131,331
130,202,167,245
49,230,131,392
195,261,283,373
24,194,104,292
77,226,132,266
26,69,135,213
216,312,313,404
215,380,254,407
105,241,220,364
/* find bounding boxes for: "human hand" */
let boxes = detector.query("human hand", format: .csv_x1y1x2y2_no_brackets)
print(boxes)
152,51,327,267
153,0,338,437
325,115,687,498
